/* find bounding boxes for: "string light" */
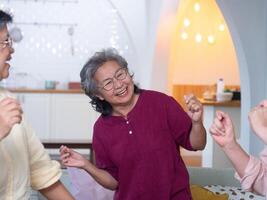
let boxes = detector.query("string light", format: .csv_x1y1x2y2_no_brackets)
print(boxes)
218,24,225,31
183,18,191,27
181,31,188,40
179,2,226,44
195,33,202,43
194,3,200,12
207,35,215,44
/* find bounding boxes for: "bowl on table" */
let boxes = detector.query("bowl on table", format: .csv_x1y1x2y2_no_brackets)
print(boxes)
216,92,233,102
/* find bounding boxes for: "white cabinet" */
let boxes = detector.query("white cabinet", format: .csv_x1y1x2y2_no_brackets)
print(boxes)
15,92,99,141
17,93,50,140
50,94,99,140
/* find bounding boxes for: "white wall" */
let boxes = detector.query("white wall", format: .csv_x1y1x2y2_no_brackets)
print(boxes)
1,0,150,89
149,0,180,94
216,0,267,155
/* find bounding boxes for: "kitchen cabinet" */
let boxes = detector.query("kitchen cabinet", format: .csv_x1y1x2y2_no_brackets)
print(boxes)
50,94,98,140
15,91,99,141
17,93,50,140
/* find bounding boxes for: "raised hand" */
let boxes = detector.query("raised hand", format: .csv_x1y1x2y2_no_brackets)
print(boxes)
184,94,203,123
209,111,237,149
60,145,89,168
0,97,22,140
249,100,267,144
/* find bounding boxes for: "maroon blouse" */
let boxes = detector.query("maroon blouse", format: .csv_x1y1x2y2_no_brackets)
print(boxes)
92,90,194,200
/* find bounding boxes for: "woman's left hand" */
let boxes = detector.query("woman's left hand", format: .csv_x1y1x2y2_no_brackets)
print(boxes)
184,94,203,123
248,100,267,143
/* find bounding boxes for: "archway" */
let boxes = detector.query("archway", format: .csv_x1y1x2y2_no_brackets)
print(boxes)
150,0,249,166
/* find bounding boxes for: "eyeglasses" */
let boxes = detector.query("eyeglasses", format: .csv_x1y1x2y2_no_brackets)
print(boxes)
0,36,13,50
98,67,128,91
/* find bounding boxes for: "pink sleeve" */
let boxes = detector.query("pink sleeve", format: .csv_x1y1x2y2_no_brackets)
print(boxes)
235,147,267,196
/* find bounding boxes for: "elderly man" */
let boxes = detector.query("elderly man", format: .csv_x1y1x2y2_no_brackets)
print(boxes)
0,10,74,200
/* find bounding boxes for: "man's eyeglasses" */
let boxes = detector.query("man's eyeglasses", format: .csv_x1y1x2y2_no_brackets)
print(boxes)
99,67,128,91
0,37,13,50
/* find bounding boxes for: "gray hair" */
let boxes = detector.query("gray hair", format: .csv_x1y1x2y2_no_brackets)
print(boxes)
80,48,139,115
80,48,128,97
0,10,12,30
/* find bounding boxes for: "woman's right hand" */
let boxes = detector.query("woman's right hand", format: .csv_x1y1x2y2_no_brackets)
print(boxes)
209,111,237,149
60,146,119,190
60,145,88,168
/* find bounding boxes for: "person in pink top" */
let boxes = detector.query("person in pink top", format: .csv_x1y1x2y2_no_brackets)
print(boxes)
209,99,267,197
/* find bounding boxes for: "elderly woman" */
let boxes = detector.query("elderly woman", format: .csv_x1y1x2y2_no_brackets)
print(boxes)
60,48,206,200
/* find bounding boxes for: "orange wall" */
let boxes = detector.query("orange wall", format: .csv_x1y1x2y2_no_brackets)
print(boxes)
168,0,240,90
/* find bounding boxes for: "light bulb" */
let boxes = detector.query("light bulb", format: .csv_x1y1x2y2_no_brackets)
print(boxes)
207,35,215,44
52,48,57,55
195,33,202,43
46,43,51,49
181,32,188,40
194,3,200,12
183,18,191,27
36,43,40,49
219,24,225,31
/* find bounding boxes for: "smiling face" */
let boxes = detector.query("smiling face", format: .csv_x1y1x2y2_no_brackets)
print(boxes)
93,60,137,113
0,25,14,81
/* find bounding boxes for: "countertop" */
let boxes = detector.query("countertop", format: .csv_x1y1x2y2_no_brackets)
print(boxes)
8,89,241,107
9,88,84,94
199,98,240,107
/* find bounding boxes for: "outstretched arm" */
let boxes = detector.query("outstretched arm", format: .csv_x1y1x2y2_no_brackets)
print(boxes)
184,94,206,150
209,111,249,178
60,146,118,190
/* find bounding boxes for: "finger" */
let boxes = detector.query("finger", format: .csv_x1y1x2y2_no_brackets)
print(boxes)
62,160,75,167
210,123,225,136
60,153,70,160
216,110,232,126
0,97,19,106
213,125,225,136
5,114,22,126
191,103,201,112
185,96,197,106
59,145,65,153
9,109,22,117
213,118,225,132
259,100,267,107
186,99,195,109
186,100,198,111
209,126,221,136
60,152,67,160
212,124,225,134
184,94,194,104
215,110,225,121
59,145,69,153
9,116,22,126
6,102,22,112
61,159,70,165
